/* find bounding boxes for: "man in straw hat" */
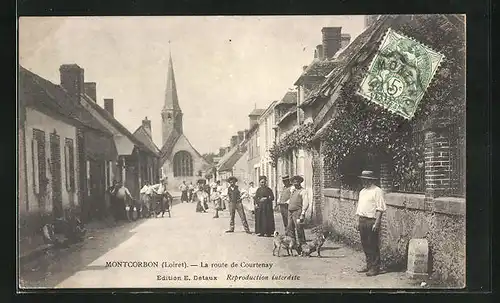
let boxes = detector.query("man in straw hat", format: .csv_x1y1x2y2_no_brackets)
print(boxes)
355,170,387,277
276,175,292,229
225,176,251,234
286,175,309,245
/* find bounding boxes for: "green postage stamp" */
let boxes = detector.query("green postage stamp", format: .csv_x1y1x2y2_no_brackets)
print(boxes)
357,28,445,120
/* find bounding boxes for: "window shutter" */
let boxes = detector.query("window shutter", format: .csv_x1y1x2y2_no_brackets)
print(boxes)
32,139,39,195
65,143,70,191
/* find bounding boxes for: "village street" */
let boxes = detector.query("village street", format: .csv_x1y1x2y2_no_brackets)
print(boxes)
19,199,419,289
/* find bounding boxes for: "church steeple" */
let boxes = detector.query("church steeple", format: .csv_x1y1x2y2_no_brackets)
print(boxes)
162,51,183,145
163,52,181,112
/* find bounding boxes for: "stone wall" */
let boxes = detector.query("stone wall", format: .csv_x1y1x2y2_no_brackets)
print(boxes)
322,188,465,287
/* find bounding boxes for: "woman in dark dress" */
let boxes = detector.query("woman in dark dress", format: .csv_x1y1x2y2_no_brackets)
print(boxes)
253,176,275,237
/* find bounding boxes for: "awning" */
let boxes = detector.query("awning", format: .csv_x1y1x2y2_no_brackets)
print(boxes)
114,135,135,155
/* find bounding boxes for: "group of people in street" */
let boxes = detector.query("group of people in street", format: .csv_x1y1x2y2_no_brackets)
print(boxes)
106,177,173,222
195,174,311,246
108,169,387,277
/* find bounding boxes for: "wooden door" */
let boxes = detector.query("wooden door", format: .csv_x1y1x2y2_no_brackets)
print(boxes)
89,160,106,220
50,132,63,218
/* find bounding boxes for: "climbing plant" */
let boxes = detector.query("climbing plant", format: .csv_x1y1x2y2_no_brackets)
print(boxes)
315,15,465,190
269,122,315,167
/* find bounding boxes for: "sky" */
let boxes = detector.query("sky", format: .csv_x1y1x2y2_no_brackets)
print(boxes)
19,16,366,155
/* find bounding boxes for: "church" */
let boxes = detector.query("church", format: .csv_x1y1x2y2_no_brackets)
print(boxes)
159,54,210,192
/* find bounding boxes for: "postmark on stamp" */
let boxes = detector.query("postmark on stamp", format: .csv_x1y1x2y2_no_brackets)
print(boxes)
357,28,445,120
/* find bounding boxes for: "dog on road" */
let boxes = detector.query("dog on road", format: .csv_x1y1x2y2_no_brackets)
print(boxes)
273,231,299,257
300,231,330,257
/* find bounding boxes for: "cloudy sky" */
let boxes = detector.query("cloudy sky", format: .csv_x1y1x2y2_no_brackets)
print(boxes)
19,16,366,154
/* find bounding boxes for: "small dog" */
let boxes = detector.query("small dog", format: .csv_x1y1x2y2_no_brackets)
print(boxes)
272,231,297,257
301,231,330,257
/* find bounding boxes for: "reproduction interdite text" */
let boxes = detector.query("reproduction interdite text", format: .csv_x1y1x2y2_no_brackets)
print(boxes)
105,260,300,282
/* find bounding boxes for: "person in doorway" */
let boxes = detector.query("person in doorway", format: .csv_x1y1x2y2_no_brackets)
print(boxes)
286,175,309,245
355,170,387,277
179,181,188,203
107,180,120,221
225,176,251,234
188,182,195,202
276,175,292,229
193,179,209,213
254,176,275,237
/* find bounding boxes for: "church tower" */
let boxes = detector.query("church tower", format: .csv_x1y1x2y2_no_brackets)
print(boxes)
162,53,183,145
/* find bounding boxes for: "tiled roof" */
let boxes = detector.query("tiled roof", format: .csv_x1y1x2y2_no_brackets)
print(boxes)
81,94,160,157
303,14,464,110
299,16,388,108
218,150,244,172
19,66,111,135
133,126,160,154
293,60,339,85
249,108,265,116
277,91,297,105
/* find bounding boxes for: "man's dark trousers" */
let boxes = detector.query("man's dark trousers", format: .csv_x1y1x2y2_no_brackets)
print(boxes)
279,204,288,228
286,208,306,244
358,216,381,271
228,201,250,232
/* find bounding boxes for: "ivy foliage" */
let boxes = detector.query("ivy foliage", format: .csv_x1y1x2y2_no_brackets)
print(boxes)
269,122,315,167
271,15,464,190
317,15,465,189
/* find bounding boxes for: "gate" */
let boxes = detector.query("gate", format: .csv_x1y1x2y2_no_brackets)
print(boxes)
50,132,63,218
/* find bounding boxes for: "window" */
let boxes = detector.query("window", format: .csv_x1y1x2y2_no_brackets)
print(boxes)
173,151,193,177
31,129,46,201
64,138,75,192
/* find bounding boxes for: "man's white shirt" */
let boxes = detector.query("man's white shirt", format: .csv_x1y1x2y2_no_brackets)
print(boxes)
355,185,387,218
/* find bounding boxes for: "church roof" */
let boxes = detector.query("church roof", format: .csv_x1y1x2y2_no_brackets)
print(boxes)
133,125,160,154
159,129,181,162
163,53,181,112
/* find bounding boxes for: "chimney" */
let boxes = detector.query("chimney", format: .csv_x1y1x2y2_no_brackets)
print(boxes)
230,135,239,148
322,27,342,59
59,64,84,99
142,117,152,137
364,15,379,28
237,131,244,143
219,147,226,157
84,82,97,101
315,44,324,60
244,130,249,140
226,146,231,154
341,34,351,49
104,98,114,117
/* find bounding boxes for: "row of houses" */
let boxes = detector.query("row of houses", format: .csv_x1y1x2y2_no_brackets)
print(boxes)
215,15,466,286
18,64,162,249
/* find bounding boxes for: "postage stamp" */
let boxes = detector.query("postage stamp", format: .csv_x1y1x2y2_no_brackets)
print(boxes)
357,28,445,120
